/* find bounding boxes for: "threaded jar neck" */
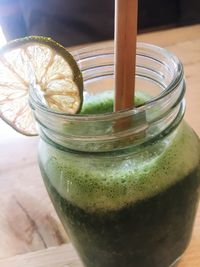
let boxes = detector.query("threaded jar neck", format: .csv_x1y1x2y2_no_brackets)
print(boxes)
30,42,185,152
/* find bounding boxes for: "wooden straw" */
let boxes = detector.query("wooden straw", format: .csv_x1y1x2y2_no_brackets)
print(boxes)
114,0,138,111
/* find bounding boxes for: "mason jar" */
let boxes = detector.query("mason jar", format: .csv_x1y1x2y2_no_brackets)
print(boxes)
30,43,200,267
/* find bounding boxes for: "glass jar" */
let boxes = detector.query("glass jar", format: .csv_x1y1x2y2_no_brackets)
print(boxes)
30,43,200,267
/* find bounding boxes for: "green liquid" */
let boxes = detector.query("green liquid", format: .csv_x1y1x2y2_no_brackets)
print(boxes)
80,91,149,114
41,168,199,267
39,95,200,267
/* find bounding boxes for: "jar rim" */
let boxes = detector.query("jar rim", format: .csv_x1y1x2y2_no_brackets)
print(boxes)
30,42,184,122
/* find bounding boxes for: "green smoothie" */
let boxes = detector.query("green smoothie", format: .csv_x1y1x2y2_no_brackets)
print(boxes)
39,95,200,267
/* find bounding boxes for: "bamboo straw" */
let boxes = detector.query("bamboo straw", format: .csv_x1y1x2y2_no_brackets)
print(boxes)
114,0,138,111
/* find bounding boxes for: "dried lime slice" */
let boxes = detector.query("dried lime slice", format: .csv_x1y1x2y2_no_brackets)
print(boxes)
0,36,83,136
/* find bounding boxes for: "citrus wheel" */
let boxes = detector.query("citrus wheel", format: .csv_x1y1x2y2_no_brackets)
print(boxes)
0,36,83,136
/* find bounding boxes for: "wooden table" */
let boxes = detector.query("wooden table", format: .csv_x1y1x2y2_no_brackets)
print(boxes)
0,25,200,266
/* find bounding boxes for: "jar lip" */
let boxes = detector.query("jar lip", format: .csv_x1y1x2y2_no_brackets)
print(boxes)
30,42,184,121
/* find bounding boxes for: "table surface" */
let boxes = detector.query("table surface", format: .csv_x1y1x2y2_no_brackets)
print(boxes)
0,25,200,266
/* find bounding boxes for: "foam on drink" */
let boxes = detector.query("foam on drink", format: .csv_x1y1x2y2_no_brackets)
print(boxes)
40,122,200,212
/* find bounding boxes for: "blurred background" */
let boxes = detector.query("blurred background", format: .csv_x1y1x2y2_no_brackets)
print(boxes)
0,0,200,46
